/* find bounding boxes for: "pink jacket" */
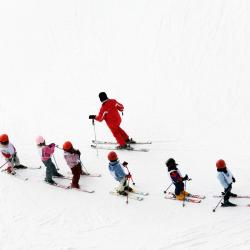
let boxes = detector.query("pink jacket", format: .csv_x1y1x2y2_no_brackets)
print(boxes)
64,152,80,168
38,144,55,161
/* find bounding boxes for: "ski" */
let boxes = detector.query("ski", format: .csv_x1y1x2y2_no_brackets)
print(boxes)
110,191,144,201
131,190,149,196
92,140,152,145
165,193,201,203
14,166,42,170
2,171,28,181
168,192,205,199
213,195,250,199
66,171,101,178
45,182,94,193
91,144,149,152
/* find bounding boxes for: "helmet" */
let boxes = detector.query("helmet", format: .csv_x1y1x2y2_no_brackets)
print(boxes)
63,141,73,151
216,159,226,169
166,158,178,167
108,151,118,161
36,136,45,145
0,134,9,143
99,92,108,102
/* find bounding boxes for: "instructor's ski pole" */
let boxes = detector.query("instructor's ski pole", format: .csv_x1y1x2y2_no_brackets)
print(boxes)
92,119,99,156
163,183,173,194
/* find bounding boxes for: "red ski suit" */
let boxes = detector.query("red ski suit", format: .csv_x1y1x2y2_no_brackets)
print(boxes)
95,99,129,146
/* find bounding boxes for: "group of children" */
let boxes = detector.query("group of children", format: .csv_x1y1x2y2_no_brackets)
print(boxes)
0,133,237,207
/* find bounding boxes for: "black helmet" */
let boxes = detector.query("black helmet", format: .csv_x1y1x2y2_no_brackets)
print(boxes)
99,92,108,102
166,158,178,167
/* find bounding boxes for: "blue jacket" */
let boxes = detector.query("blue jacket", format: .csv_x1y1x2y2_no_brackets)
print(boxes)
108,160,126,182
217,169,234,189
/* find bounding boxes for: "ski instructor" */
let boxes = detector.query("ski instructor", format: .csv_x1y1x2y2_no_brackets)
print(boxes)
89,92,135,149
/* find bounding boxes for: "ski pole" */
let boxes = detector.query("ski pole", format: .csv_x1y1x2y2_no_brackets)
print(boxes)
163,183,173,194
212,188,231,212
126,177,130,204
0,161,9,169
92,119,99,156
183,180,187,207
52,155,60,170
80,160,89,175
123,163,135,185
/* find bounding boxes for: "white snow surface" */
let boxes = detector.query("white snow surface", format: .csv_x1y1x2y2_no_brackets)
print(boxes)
1,0,250,249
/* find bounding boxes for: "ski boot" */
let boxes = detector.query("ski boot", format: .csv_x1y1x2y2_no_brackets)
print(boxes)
221,200,237,207
126,138,136,144
118,190,128,196
45,178,57,185
14,165,28,169
124,186,133,192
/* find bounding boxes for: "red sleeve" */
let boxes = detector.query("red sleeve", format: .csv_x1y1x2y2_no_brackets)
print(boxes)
95,105,107,122
115,101,124,112
2,152,11,159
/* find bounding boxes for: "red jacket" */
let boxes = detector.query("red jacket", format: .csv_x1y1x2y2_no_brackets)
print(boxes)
95,99,124,127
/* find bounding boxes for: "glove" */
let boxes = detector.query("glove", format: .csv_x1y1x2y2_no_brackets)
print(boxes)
89,115,96,119
232,177,236,183
49,143,55,148
126,173,132,179
122,161,128,166
182,174,189,181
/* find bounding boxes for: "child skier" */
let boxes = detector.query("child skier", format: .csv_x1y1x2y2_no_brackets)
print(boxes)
0,133,27,174
89,92,135,149
36,136,63,185
107,151,132,195
216,159,237,207
62,141,83,189
166,158,189,200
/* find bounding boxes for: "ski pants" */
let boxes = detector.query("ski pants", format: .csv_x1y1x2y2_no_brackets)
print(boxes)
117,177,127,192
70,164,81,189
42,158,59,181
224,184,232,202
107,123,129,146
174,182,184,196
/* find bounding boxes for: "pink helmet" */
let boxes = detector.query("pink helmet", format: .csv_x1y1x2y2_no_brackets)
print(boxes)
36,136,45,145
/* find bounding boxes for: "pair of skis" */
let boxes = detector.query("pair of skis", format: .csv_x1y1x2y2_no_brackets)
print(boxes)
110,189,149,201
164,192,205,203
91,140,151,152
45,181,94,193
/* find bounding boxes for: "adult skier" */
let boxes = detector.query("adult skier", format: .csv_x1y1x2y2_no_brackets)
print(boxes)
107,151,132,195
216,159,237,207
0,134,27,173
166,158,189,200
89,92,135,149
36,136,64,184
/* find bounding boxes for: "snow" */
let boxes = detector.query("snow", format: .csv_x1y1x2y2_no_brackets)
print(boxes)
0,0,250,249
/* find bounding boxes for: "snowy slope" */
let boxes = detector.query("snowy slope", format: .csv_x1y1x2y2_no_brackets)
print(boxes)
0,0,250,249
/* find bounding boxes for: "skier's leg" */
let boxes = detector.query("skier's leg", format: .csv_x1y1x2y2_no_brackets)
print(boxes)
43,159,54,182
117,126,129,142
108,125,127,146
71,164,81,189
117,177,127,194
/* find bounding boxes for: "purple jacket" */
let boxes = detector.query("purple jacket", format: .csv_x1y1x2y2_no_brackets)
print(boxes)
64,151,80,168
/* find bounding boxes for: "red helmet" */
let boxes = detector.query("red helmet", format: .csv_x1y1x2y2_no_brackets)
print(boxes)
63,141,73,151
108,151,118,161
0,134,9,143
216,159,226,169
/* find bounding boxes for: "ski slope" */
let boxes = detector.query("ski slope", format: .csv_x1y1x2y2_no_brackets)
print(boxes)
0,0,250,249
